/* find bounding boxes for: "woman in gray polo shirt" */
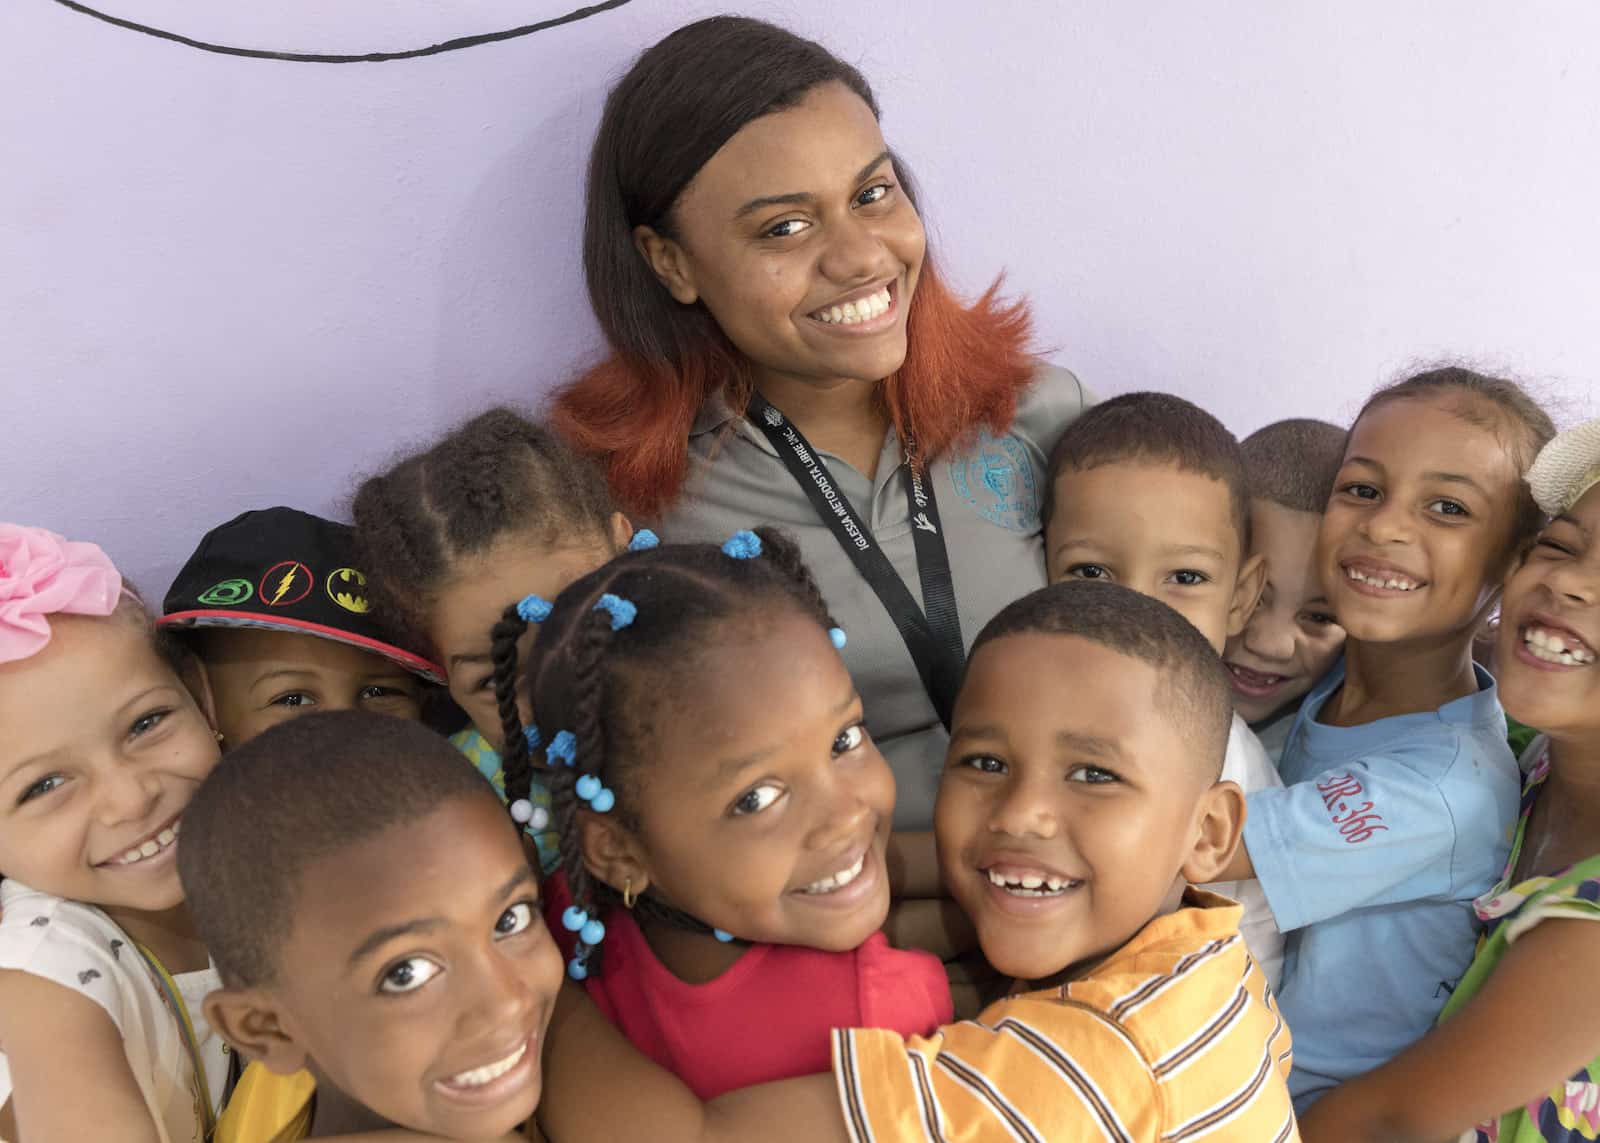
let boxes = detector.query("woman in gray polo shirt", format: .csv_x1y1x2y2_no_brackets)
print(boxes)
551,16,1092,829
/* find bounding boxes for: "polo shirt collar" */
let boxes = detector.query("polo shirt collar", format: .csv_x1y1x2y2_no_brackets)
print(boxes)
690,389,738,438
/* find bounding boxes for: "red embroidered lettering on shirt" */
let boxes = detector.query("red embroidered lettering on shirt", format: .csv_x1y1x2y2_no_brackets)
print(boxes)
1316,772,1389,844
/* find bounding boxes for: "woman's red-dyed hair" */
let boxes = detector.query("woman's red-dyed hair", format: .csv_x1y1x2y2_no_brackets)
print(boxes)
549,15,1036,519
551,260,1034,519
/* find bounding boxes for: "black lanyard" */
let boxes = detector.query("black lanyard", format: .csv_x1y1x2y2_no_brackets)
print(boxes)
747,393,964,729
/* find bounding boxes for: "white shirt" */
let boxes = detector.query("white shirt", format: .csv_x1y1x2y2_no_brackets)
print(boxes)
1210,715,1287,993
0,880,225,1143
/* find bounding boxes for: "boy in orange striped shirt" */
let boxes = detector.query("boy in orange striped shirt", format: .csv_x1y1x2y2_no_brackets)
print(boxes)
540,581,1297,1141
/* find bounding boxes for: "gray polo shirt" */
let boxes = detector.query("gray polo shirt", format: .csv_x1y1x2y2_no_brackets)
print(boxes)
658,363,1094,829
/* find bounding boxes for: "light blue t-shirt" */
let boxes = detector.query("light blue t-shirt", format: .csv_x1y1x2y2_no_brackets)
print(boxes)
1243,659,1518,1111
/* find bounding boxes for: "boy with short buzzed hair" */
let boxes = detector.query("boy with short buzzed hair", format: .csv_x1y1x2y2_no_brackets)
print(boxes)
180,711,562,1142
1224,419,1349,762
161,508,442,749
1040,390,1287,988
536,582,1298,1142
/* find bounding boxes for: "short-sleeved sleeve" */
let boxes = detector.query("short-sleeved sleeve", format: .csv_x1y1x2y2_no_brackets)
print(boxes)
1501,864,1600,945
0,893,131,1033
0,890,140,1111
832,1005,1157,1142
1007,362,1096,466
1243,754,1461,932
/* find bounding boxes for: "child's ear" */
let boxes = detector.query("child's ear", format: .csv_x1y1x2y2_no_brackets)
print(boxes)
632,226,699,305
1181,778,1246,885
578,812,653,900
609,512,635,555
181,655,220,736
1226,552,1268,639
202,987,308,1077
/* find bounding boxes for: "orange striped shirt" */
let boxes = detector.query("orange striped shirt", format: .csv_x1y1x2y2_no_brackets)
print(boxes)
832,891,1297,1142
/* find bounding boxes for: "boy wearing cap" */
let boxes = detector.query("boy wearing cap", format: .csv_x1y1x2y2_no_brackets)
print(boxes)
162,507,443,748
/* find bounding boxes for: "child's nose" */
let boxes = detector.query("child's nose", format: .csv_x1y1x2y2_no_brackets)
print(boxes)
1546,562,1599,606
1243,611,1296,662
987,777,1060,840
95,760,162,828
1358,497,1415,545
456,949,536,1037
806,787,873,853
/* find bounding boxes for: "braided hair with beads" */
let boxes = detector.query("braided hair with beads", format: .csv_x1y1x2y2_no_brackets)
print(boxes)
486,526,847,976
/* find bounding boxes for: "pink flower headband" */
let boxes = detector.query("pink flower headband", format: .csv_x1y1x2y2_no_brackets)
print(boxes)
0,524,124,665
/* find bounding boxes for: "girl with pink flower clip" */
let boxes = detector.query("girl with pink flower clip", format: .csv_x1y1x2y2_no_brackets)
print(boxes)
0,523,229,1143
1304,418,1600,1143
0,527,529,1143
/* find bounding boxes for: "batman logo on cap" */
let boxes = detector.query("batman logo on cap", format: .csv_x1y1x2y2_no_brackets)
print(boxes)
327,568,371,615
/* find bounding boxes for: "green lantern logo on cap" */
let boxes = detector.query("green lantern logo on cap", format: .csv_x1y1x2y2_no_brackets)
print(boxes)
197,578,254,607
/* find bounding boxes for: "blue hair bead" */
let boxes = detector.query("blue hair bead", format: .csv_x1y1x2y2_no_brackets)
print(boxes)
580,919,606,946
568,958,589,981
828,626,848,650
561,906,588,933
522,724,543,752
575,773,601,801
594,593,637,631
721,530,762,560
545,730,577,767
713,929,735,943
627,529,660,552
516,594,553,624
590,787,616,814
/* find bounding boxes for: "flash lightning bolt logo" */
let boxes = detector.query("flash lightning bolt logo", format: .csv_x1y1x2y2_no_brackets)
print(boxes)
257,561,313,608
270,569,297,604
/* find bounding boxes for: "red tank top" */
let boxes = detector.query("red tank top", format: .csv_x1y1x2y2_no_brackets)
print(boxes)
544,874,953,1099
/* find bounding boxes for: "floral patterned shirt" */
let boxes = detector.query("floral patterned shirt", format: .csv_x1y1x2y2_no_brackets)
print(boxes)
449,726,560,875
1447,740,1600,1142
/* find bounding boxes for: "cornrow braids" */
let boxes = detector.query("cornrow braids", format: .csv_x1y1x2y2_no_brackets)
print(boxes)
551,608,620,970
756,524,839,629
518,526,838,976
488,605,532,789
350,407,618,658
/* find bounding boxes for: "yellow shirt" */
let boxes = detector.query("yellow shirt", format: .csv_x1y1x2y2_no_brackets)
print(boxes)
214,1062,315,1143
832,891,1298,1141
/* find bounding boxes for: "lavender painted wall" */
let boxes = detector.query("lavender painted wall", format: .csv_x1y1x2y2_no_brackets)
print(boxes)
3,1,1596,595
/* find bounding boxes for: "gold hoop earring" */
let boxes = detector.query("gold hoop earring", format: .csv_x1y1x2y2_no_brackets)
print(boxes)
622,879,636,910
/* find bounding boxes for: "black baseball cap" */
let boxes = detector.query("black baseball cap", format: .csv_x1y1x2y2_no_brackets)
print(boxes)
160,507,443,683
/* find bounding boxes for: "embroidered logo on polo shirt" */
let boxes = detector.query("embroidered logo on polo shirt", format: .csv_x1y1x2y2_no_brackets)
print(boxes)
950,430,1039,533
1316,772,1389,844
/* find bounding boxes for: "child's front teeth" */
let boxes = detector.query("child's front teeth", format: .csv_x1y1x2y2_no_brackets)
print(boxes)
113,823,180,866
802,852,867,894
985,869,1074,897
1344,566,1420,591
446,1041,527,1089
811,287,892,325
1524,625,1597,666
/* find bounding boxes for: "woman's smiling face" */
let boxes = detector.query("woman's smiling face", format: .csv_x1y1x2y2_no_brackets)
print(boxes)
638,81,927,393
